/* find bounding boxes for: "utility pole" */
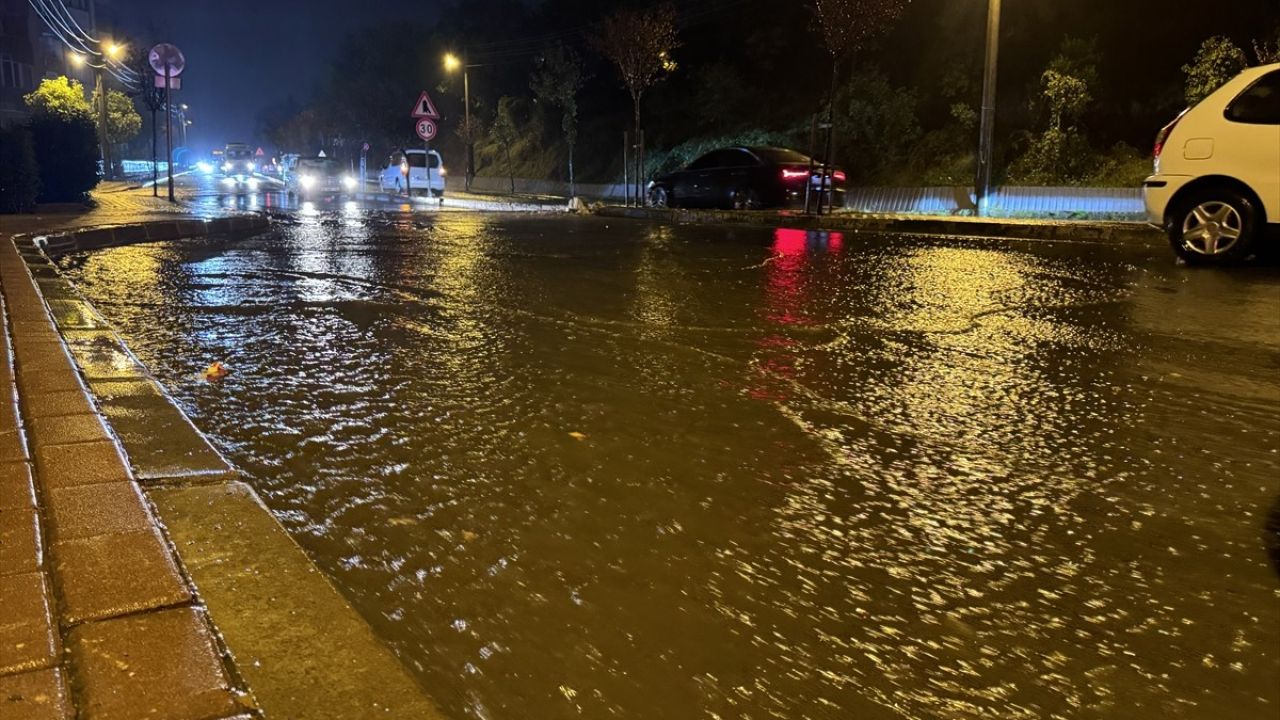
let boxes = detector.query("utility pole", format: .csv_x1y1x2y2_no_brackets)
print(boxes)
95,66,111,180
463,60,472,192
165,65,174,202
975,0,1002,216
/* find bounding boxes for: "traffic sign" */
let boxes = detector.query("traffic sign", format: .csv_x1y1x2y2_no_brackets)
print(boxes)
415,118,437,142
411,90,440,119
148,43,185,77
255,147,265,156
153,75,182,90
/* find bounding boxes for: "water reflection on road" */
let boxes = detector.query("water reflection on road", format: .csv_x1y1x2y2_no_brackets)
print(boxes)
60,212,1280,719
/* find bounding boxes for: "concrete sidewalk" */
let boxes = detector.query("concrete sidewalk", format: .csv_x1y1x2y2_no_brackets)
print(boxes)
0,235,252,719
0,202,445,718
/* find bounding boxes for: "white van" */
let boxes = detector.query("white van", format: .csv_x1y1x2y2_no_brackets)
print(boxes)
1143,62,1280,264
378,149,445,197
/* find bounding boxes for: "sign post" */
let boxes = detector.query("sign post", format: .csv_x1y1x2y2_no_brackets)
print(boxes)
149,44,185,203
411,90,440,202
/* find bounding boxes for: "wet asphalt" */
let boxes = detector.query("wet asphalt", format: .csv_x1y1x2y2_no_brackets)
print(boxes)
57,198,1280,719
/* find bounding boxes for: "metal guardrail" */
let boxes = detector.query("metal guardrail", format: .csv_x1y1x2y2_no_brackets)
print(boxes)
843,186,1145,219
466,177,1146,219
120,159,171,175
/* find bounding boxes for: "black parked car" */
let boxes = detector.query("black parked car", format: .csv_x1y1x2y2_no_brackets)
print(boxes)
647,146,845,210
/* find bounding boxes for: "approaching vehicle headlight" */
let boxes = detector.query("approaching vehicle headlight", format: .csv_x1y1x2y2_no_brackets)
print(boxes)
197,161,214,174
342,175,357,190
299,175,316,189
246,162,257,172
221,161,233,172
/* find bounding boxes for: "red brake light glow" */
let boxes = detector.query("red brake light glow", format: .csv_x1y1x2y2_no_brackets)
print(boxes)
780,168,808,180
832,171,846,182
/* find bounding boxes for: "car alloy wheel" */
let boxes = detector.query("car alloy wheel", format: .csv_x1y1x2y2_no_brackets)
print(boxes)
649,187,669,208
1180,200,1244,257
732,188,759,211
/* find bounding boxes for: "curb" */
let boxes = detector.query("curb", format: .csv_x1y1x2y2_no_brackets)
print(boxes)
7,222,446,718
593,206,1166,246
36,215,273,258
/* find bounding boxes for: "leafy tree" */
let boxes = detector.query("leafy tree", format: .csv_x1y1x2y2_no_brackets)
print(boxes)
23,77,99,201
23,76,93,120
832,71,921,182
530,44,585,196
1182,36,1248,106
594,3,679,159
1252,26,1280,64
91,87,142,146
492,96,520,194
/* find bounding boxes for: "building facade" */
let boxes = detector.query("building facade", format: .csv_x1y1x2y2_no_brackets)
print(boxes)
0,0,99,128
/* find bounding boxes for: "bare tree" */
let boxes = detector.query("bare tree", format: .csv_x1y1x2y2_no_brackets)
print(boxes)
594,3,679,198
493,96,520,195
809,0,908,212
531,44,586,198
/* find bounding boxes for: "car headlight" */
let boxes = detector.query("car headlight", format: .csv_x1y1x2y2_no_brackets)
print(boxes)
299,175,316,189
221,162,233,171
246,162,257,172
342,175,357,190
197,161,213,174
438,167,446,176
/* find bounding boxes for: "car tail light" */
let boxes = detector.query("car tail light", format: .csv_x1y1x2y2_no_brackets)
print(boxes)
832,170,846,183
1153,109,1188,161
780,168,808,181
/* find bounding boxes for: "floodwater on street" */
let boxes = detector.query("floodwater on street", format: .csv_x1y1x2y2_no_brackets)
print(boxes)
60,212,1280,719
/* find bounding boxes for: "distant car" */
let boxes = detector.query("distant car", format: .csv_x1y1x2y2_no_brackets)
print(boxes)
647,146,845,210
378,149,445,197
287,156,359,200
1144,62,1280,264
220,143,257,179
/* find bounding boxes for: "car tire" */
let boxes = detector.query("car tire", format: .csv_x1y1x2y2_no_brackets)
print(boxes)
1168,188,1258,265
649,186,670,208
732,188,760,211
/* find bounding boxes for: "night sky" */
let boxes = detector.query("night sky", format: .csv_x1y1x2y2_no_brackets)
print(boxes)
111,0,437,152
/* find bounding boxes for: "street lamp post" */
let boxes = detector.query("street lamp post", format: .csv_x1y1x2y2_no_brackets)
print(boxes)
975,0,1002,216
444,52,473,191
179,104,189,146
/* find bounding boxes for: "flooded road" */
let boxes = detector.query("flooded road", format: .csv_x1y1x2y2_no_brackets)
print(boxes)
60,213,1280,719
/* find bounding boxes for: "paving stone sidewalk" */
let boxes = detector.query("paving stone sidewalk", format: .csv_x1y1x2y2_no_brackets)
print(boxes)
0,206,254,717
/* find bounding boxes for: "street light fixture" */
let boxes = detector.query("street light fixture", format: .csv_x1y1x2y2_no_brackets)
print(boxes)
975,0,1001,216
444,52,473,191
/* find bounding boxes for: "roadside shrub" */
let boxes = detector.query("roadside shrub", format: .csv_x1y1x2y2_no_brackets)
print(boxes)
28,114,99,202
645,128,793,179
0,126,39,213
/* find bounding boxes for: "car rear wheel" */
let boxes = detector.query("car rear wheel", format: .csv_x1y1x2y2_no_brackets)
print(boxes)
732,188,760,211
1169,188,1258,265
649,186,670,208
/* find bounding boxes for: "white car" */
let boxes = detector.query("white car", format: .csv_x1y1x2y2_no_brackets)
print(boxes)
378,149,445,197
1144,62,1280,264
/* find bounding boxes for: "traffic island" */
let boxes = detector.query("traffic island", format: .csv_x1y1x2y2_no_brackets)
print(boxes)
594,205,1167,245
0,220,446,719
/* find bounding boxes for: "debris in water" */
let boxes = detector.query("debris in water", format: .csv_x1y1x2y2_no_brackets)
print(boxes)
568,431,587,441
204,361,230,380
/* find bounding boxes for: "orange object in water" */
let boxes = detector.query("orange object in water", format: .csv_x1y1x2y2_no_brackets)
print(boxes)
204,361,230,380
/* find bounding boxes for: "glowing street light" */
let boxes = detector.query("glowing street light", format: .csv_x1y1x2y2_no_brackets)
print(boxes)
444,52,473,190
68,52,85,66
104,42,123,59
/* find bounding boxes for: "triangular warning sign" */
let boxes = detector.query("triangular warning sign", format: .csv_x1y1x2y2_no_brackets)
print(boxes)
411,90,440,120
